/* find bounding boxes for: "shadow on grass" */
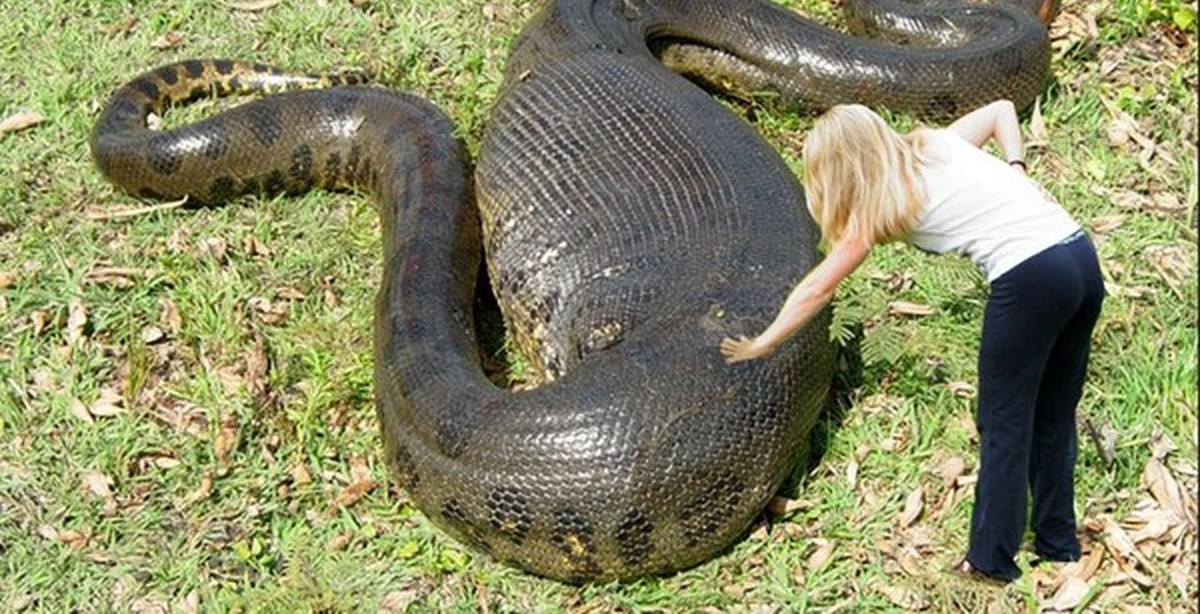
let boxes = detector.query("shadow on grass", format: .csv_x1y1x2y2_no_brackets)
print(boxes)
784,321,865,495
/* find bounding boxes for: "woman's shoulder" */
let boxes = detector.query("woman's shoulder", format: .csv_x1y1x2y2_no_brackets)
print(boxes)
914,127,959,147
911,127,958,165
915,127,991,165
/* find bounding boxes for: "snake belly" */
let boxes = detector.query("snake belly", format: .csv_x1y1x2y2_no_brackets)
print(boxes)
90,0,1054,582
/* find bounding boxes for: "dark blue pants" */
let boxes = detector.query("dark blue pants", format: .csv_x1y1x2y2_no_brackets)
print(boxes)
966,232,1104,581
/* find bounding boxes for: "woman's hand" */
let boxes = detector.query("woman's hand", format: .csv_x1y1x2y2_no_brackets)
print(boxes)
718,235,871,366
720,335,772,363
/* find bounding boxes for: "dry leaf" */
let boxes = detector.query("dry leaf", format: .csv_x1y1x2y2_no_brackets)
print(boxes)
188,470,214,505
81,471,114,500
89,389,125,418
214,416,240,468
1122,607,1160,614
884,271,915,293
1112,556,1156,588
84,266,147,288
1045,576,1090,612
1028,98,1049,148
140,454,181,471
150,31,184,50
246,337,271,404
1144,244,1194,297
1089,214,1126,236
767,496,810,516
175,590,200,614
350,457,372,484
1104,282,1156,300
1125,506,1179,544
1148,428,1179,461
239,234,272,258
947,381,975,398
887,301,935,317
57,529,90,550
1147,192,1187,216
846,460,859,490
200,237,228,262
67,298,88,346
806,539,836,572
292,461,313,486
69,398,96,424
0,111,47,134
854,443,871,462
1102,516,1153,570
10,593,33,612
1168,559,1192,597
29,309,50,336
859,392,903,415
130,598,169,614
330,533,353,551
275,286,306,301
1062,545,1105,583
878,584,928,611
249,296,288,325
97,15,138,38
937,456,966,490
159,298,182,334
1083,418,1118,465
1049,8,1095,47
0,271,16,289
898,486,924,528
890,425,913,453
336,479,377,508
896,545,923,576
1106,112,1141,149
1142,457,1187,519
220,0,284,10
377,584,426,614
140,325,166,345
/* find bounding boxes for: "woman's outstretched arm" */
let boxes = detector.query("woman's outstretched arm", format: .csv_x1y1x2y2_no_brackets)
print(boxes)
947,99,1026,170
720,235,871,363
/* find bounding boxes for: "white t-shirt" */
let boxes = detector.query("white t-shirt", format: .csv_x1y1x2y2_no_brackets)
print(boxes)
907,129,1081,282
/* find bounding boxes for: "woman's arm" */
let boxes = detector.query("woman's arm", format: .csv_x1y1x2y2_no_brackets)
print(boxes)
947,99,1026,171
720,235,872,363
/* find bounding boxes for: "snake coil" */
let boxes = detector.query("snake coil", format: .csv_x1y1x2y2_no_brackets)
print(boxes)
92,0,1056,582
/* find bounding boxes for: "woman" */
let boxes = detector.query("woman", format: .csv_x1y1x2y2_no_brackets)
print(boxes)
720,101,1104,582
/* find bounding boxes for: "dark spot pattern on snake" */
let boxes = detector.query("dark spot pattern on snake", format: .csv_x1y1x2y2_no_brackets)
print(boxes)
182,60,205,79
246,104,283,148
132,78,160,103
155,65,179,86
615,509,655,566
147,133,182,175
680,472,744,547
289,144,315,186
486,486,533,545
209,176,237,202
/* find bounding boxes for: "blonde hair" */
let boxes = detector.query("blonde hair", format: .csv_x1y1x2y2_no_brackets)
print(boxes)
803,104,928,246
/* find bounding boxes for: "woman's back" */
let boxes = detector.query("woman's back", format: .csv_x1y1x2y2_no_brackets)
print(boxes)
909,129,1079,281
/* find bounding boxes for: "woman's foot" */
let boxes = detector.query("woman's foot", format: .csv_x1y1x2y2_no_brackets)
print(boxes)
1030,552,1080,568
950,558,1013,586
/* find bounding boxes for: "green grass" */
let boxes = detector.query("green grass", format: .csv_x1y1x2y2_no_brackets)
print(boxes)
1,0,1196,612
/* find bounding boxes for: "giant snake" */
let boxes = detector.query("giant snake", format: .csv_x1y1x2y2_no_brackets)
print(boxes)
91,0,1057,582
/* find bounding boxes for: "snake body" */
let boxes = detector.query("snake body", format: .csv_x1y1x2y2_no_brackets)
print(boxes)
92,0,1055,582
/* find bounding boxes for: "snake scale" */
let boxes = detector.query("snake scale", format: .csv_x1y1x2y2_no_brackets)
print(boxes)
91,0,1057,582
